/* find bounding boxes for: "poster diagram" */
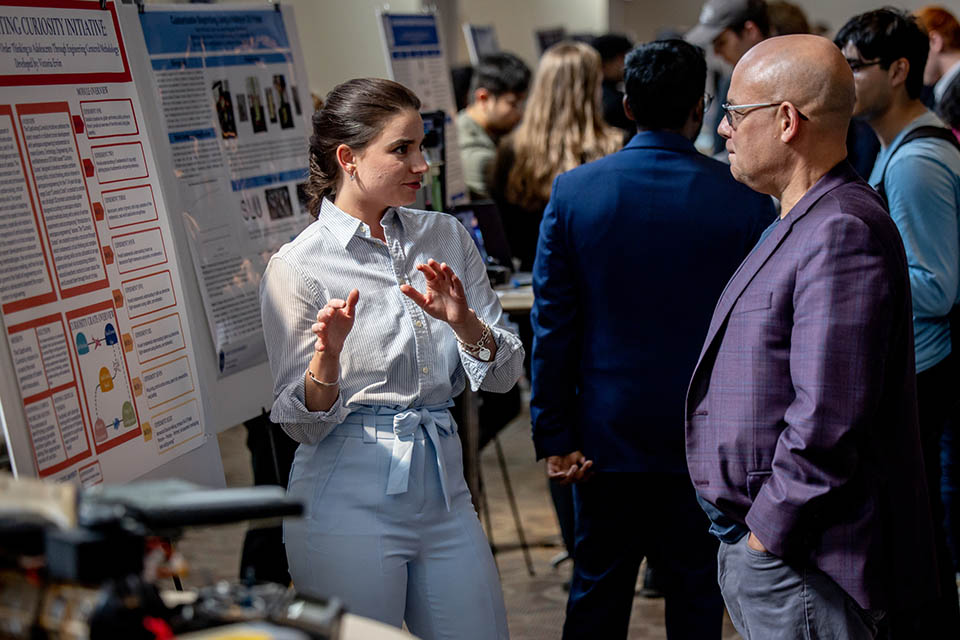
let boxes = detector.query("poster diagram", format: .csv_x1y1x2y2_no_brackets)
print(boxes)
67,302,139,453
138,6,314,377
0,0,207,485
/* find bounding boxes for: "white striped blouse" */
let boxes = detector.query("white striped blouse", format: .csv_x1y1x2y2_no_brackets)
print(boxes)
260,198,524,444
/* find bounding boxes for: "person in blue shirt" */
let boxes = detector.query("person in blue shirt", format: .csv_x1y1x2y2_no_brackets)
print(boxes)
837,9,960,636
529,39,774,639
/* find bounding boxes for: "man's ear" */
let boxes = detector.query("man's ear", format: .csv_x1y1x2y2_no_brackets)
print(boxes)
473,87,491,105
622,95,635,122
930,31,944,55
778,102,803,143
693,95,705,128
743,20,764,44
888,57,910,88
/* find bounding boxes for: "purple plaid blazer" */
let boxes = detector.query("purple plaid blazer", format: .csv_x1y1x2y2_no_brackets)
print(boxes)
685,162,938,611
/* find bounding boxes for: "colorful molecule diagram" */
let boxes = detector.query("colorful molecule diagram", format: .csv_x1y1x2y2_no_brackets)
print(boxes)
75,323,119,354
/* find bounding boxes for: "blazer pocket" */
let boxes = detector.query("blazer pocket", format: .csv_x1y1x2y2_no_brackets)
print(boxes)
746,470,772,502
731,291,772,315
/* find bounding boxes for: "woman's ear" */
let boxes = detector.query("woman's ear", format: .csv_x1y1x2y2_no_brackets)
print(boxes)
335,143,356,176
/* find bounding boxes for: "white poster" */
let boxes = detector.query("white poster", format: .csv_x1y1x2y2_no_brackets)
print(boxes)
137,5,313,377
379,12,468,209
0,0,206,485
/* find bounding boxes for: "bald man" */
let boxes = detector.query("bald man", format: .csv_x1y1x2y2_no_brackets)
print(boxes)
685,35,938,638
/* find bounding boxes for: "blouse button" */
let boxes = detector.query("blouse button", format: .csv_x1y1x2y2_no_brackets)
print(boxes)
422,366,429,374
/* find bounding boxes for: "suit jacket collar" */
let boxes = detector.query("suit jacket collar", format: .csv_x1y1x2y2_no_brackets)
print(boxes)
692,160,860,377
624,130,698,154
935,59,960,103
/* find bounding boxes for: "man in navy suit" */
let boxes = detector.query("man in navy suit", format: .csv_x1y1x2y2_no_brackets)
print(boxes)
685,35,938,638
530,39,774,639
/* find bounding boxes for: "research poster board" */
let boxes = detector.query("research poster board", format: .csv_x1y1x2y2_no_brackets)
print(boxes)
136,4,313,378
0,0,207,484
379,11,467,209
462,23,499,66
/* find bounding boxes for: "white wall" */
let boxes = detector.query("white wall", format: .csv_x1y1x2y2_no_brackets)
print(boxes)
189,1,939,101
457,0,608,69
195,0,607,96
800,0,932,36
608,0,937,47
209,0,421,97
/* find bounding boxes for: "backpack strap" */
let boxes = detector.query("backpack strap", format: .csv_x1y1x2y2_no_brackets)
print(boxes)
877,125,960,204
875,125,960,351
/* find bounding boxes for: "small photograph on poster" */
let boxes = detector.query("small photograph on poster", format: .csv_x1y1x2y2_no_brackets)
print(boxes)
291,84,302,116
265,186,293,220
212,80,237,139
246,77,267,133
265,87,278,124
273,75,294,130
240,193,263,221
236,93,248,122
295,182,311,215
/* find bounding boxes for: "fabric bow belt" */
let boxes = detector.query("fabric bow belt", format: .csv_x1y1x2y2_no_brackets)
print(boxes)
341,402,456,511
385,406,455,510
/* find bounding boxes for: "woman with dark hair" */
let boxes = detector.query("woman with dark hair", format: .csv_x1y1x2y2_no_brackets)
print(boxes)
260,77,521,638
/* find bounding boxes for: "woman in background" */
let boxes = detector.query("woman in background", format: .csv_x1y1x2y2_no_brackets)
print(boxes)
260,78,522,639
491,41,622,272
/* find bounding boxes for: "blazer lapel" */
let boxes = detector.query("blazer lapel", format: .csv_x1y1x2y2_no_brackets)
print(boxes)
690,162,859,384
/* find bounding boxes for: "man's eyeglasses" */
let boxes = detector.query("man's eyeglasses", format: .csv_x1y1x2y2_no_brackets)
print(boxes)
845,59,883,73
720,101,809,130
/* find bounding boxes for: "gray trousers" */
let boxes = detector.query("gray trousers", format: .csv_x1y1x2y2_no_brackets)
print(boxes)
718,535,883,640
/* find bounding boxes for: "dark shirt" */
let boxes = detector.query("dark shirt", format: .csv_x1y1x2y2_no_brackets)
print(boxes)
938,73,960,132
601,80,633,139
490,141,546,272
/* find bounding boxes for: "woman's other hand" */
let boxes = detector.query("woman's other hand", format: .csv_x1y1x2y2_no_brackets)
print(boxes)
400,260,471,327
312,289,359,357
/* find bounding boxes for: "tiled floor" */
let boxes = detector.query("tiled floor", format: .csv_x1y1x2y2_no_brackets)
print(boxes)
176,407,741,639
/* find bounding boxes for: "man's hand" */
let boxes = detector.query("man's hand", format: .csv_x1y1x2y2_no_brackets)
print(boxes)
747,531,768,553
546,451,594,485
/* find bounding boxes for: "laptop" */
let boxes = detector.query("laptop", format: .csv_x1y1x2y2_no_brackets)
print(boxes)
451,201,514,271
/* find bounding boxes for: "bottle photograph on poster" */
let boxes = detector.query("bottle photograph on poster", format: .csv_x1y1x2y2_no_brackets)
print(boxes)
211,80,237,139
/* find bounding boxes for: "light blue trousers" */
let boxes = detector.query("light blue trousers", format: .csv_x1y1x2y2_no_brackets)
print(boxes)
284,405,509,639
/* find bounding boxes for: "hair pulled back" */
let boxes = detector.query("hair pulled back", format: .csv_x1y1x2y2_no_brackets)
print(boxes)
306,78,421,216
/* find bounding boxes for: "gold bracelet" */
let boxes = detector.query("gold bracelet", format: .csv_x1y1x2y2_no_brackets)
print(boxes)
307,368,339,387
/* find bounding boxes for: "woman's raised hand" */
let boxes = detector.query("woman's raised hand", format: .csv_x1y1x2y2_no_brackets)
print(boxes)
312,289,359,357
400,259,471,328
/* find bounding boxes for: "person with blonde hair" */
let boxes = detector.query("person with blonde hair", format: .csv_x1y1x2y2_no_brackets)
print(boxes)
491,40,622,272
